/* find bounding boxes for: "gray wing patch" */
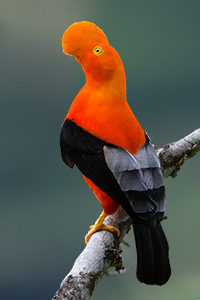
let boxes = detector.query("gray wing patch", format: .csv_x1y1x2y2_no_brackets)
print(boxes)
104,142,165,215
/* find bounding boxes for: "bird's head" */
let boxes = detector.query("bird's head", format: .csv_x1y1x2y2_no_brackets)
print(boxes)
62,21,124,83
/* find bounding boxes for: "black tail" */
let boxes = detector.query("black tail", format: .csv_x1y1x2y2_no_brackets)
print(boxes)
133,222,171,285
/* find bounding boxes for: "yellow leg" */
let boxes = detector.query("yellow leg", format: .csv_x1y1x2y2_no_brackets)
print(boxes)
85,211,120,244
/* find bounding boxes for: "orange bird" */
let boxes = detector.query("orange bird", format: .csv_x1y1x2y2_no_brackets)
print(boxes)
60,21,171,285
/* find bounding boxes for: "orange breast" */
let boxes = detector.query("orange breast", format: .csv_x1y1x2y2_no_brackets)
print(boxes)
66,88,146,155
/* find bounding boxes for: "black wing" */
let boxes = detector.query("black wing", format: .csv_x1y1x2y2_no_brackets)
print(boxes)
60,119,165,224
60,119,132,213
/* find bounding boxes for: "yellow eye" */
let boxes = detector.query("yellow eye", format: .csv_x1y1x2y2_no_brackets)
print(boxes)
93,46,104,56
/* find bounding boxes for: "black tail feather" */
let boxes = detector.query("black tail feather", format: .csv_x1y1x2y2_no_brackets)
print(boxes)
133,222,171,285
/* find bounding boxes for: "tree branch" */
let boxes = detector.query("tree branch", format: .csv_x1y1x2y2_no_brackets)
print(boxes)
157,128,200,178
52,128,200,300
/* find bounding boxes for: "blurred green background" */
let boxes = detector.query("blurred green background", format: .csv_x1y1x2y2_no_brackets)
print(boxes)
1,0,200,299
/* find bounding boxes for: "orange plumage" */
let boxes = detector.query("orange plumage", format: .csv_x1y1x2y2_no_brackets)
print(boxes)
62,21,146,155
60,21,171,285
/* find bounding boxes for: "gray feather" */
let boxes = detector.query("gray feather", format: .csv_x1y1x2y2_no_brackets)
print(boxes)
104,142,165,215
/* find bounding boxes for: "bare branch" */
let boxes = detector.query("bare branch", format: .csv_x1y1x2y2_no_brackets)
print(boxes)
157,128,200,178
53,128,200,300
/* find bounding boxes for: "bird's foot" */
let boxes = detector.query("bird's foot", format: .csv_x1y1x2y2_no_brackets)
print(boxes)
85,211,120,244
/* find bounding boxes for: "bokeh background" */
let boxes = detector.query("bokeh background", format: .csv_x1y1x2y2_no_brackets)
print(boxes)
1,0,200,299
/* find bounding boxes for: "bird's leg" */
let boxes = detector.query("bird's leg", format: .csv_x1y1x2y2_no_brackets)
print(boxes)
85,211,120,244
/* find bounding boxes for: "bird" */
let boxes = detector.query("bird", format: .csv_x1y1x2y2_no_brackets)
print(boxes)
60,21,171,285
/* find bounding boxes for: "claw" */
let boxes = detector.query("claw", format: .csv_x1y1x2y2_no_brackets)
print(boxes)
85,211,120,244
